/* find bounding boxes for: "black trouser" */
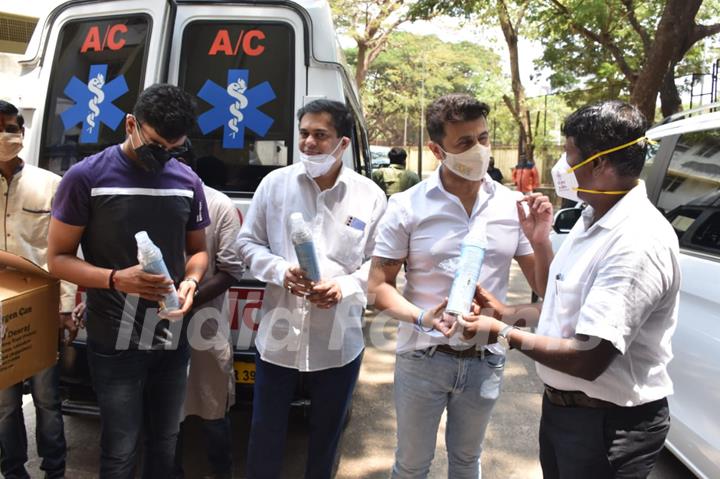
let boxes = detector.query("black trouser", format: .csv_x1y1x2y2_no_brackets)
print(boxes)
539,395,670,479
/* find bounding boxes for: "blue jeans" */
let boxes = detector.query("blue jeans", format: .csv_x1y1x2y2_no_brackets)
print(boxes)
174,415,232,478
87,344,190,479
0,364,66,479
246,352,363,479
392,348,505,479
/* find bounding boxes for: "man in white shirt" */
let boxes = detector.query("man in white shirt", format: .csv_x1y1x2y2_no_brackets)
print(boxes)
369,94,552,479
237,99,386,478
0,100,77,479
461,100,680,478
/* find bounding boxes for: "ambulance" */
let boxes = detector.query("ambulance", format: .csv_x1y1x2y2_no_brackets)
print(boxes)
13,0,371,413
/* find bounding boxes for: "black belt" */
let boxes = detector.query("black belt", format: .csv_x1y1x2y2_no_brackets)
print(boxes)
434,344,494,359
544,385,616,408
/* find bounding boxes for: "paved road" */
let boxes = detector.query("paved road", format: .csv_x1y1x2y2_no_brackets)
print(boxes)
19,264,694,478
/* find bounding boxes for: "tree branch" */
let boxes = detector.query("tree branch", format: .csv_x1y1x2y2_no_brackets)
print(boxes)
620,0,651,52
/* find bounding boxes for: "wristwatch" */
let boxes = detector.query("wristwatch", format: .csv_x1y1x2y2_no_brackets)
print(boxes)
183,278,200,297
497,324,516,351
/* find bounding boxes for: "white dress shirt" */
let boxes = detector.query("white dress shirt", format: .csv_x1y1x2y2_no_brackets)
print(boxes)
237,162,387,371
1,162,76,312
373,167,533,354
536,181,680,406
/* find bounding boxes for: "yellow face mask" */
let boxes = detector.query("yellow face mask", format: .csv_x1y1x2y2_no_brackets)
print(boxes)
564,136,656,195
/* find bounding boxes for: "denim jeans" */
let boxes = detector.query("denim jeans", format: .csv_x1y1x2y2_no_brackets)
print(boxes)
246,352,363,479
174,415,232,478
392,348,505,479
0,364,66,479
87,343,190,479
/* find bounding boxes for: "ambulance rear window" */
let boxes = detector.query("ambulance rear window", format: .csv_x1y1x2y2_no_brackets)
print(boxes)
40,15,150,175
178,21,295,195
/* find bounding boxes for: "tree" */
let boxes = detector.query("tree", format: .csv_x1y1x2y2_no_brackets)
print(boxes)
535,0,720,121
412,0,538,162
345,31,512,145
331,0,432,90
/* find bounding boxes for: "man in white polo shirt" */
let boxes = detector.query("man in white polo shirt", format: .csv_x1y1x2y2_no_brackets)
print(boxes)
369,94,553,479
461,100,680,478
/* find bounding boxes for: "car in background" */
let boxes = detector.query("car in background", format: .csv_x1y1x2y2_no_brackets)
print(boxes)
370,145,391,169
550,103,720,479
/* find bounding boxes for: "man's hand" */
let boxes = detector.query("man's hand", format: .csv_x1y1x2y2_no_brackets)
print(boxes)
426,299,455,336
113,265,175,302
457,313,504,342
473,286,508,320
307,280,342,309
59,312,79,346
283,266,315,297
517,193,553,245
161,280,197,321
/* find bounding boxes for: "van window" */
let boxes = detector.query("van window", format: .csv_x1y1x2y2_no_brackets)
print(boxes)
40,15,150,175
177,21,295,195
657,130,720,257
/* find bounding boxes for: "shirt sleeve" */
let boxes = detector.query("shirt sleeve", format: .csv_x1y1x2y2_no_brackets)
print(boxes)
214,194,245,281
372,195,411,260
335,188,388,300
512,191,534,257
236,177,291,287
51,163,91,226
188,176,211,230
574,242,678,354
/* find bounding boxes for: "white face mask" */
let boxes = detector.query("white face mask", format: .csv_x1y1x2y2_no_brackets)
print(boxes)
0,132,23,162
440,143,491,181
551,153,581,203
300,139,345,178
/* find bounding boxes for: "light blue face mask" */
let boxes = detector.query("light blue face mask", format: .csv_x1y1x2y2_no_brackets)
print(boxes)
300,138,345,178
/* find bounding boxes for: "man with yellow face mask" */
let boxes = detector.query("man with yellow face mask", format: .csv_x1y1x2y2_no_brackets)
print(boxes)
459,100,681,478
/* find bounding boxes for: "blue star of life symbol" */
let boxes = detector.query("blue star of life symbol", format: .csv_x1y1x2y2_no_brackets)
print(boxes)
197,69,276,149
60,64,129,144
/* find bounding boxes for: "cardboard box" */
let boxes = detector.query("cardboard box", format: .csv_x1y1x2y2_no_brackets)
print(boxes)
0,250,60,389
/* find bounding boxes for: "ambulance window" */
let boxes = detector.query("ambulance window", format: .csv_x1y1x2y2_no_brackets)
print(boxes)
40,16,150,175
177,21,295,195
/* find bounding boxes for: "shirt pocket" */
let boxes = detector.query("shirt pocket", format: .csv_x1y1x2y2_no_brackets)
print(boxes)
18,204,52,247
327,225,365,269
554,279,586,338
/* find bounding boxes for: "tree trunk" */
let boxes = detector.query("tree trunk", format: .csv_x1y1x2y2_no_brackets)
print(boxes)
355,41,369,91
497,0,533,163
660,65,682,118
630,0,702,122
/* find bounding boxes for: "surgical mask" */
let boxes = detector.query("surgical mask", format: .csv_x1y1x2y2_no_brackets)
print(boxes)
440,143,491,181
129,122,188,174
0,132,23,162
300,139,345,178
552,136,653,201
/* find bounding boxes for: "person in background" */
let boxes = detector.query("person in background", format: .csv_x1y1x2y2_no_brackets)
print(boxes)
238,99,386,479
0,100,77,479
512,154,540,194
372,147,420,196
47,84,209,478
174,154,244,479
487,156,504,183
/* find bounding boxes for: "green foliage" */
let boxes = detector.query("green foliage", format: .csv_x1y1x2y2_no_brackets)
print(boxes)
348,31,523,145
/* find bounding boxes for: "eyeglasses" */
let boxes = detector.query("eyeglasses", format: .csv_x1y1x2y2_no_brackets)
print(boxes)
136,121,190,157
1,124,22,134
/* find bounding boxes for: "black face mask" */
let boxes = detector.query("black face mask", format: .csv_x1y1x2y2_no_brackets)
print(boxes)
131,121,189,174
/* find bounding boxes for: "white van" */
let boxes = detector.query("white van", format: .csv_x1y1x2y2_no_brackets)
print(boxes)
13,0,371,411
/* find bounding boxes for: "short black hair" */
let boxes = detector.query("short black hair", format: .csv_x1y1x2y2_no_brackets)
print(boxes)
196,156,227,189
426,94,490,146
296,99,353,138
388,147,407,165
561,100,648,178
0,100,24,128
132,84,196,141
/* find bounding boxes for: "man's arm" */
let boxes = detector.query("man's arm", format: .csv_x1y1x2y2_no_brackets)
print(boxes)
516,194,554,297
368,256,422,324
47,218,175,302
175,228,209,314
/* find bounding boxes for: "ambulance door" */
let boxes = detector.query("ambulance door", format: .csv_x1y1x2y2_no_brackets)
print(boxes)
30,0,171,175
166,3,305,197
